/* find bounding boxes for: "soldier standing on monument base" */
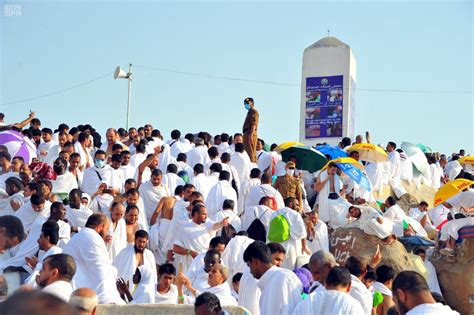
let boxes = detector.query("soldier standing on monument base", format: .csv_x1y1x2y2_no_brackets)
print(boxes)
242,97,259,163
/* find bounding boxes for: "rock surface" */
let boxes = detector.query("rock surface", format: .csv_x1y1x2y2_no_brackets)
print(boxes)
397,193,420,213
372,182,436,209
431,238,474,315
329,228,414,273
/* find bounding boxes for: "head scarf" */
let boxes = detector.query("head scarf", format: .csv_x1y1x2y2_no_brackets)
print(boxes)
294,267,313,294
29,161,57,180
158,144,177,174
132,264,156,304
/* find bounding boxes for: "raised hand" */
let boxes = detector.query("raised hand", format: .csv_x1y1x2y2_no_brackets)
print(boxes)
369,244,382,268
25,256,39,269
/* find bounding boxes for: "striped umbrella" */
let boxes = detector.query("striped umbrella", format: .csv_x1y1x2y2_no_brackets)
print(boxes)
0,130,37,163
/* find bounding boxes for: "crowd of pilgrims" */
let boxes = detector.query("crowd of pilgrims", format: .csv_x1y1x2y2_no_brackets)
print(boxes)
0,115,469,315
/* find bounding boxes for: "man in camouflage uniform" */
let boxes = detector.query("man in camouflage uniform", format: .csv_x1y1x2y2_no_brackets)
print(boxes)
242,97,259,163
274,161,303,211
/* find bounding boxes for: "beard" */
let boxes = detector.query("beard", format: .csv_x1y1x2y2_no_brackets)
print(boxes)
38,278,48,289
99,229,108,240
393,294,408,315
134,245,144,253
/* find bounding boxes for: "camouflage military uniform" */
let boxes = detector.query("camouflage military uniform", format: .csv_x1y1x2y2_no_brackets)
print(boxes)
242,107,259,163
274,174,303,208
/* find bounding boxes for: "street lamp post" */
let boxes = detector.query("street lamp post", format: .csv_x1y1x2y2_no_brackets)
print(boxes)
114,64,133,129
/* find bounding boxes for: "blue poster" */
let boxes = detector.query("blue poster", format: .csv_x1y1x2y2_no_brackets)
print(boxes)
305,75,343,138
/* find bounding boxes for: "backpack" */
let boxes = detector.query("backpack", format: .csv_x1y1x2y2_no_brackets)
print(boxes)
267,212,290,243
260,187,278,211
221,223,237,244
247,208,268,242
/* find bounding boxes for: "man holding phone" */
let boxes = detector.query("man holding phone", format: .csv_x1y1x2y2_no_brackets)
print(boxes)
81,150,122,212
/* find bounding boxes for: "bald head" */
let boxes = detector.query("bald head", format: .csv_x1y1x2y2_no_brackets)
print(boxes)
261,173,272,184
309,250,337,267
0,290,77,315
309,250,338,284
106,128,117,135
106,128,117,144
85,213,108,229
70,288,98,315
85,213,109,240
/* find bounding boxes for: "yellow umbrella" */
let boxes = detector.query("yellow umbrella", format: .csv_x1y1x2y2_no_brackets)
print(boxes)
434,178,474,206
321,157,365,171
346,143,388,163
459,156,474,165
274,141,305,152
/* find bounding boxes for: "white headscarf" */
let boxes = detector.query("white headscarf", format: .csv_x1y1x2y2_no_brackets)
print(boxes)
81,192,92,208
132,264,156,304
158,144,177,174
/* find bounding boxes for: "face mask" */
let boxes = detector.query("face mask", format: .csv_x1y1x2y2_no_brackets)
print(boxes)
287,169,295,176
95,159,106,169
244,104,251,110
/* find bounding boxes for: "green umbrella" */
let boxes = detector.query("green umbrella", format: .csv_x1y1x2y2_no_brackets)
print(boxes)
416,143,434,154
281,145,328,172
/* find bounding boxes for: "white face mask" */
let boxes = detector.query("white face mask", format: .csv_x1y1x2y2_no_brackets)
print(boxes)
287,169,295,176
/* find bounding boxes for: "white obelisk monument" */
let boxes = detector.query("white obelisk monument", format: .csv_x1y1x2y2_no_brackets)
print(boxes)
299,36,357,146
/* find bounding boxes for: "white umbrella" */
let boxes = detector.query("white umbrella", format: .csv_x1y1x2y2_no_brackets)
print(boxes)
0,130,37,164
401,142,429,176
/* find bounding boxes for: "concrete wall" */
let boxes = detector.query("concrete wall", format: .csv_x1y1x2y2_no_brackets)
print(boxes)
97,304,250,315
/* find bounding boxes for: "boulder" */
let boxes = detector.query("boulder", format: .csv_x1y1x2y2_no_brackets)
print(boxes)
397,193,420,213
431,238,474,314
372,182,436,209
329,228,414,273
401,181,436,208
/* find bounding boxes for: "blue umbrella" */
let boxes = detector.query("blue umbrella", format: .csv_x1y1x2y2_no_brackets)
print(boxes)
336,162,371,191
316,144,348,159
398,236,436,247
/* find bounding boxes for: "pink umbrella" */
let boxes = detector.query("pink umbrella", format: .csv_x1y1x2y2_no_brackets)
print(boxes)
0,130,37,164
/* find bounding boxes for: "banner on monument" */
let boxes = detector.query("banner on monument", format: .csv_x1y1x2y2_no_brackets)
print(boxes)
304,75,343,138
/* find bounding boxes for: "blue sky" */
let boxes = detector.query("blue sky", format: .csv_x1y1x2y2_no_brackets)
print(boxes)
1,0,472,154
